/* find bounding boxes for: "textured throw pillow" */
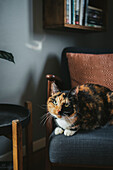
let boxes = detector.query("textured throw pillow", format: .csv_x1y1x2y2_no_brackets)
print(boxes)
66,53,113,90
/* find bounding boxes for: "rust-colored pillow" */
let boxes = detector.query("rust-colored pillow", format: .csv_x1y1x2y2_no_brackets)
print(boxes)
66,53,113,91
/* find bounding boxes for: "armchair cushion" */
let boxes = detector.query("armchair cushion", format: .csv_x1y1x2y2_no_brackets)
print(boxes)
49,125,113,166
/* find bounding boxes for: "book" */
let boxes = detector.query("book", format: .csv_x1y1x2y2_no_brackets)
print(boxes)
84,0,89,26
79,0,85,25
71,0,76,24
69,0,72,24
66,0,69,24
75,0,80,25
87,24,102,28
87,6,103,27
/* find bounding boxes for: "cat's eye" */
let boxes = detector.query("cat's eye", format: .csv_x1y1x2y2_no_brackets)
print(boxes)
53,100,57,105
65,103,69,107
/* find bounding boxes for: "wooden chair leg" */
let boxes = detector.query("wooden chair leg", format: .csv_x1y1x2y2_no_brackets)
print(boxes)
12,119,23,170
25,101,33,170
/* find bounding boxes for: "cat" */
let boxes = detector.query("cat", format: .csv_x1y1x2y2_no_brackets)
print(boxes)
47,82,113,136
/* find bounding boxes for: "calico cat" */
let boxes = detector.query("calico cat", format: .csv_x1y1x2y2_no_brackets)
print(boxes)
47,82,113,136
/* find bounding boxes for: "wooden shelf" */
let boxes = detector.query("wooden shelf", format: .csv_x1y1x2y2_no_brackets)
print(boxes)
64,24,104,31
44,24,105,32
43,0,108,32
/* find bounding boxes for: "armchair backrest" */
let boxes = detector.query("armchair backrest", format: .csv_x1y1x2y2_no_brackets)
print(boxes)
61,47,113,91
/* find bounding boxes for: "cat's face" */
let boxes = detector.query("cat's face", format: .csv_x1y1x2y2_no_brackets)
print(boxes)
47,83,76,118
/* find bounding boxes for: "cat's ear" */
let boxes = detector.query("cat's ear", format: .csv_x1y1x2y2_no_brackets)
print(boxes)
51,82,60,96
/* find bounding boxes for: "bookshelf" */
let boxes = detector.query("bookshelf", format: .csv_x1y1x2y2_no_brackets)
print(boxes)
43,0,108,32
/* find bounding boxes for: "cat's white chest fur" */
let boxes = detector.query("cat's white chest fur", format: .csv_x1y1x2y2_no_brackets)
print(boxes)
55,117,76,136
55,117,71,129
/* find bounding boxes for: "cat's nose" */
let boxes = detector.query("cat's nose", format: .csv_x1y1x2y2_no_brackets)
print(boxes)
57,108,61,112
58,110,62,115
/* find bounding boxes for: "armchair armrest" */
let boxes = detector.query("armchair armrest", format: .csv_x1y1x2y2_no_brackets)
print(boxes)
46,74,62,82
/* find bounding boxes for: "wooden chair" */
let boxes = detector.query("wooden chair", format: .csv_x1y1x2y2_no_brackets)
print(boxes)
46,47,113,170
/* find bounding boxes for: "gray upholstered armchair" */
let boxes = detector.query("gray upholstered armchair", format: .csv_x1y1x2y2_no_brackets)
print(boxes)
46,47,113,170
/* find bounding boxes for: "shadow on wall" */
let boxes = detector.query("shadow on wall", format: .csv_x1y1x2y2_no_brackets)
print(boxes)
34,54,61,107
21,70,36,104
33,55,61,139
20,55,61,140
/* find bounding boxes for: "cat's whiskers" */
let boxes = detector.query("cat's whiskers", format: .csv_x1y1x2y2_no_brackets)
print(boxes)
41,104,47,107
40,115,48,124
40,113,48,121
42,114,52,126
37,104,47,110
40,112,50,125
40,106,46,110
41,112,49,119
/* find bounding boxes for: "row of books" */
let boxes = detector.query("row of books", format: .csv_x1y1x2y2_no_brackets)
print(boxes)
66,0,104,28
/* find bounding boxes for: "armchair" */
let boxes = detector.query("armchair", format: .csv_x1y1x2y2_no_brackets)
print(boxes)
46,47,113,170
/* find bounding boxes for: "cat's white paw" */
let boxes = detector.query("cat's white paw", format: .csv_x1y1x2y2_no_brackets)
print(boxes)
55,127,64,135
64,129,76,136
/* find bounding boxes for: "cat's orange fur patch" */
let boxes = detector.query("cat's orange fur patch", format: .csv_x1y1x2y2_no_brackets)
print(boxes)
79,85,93,95
94,86,105,94
107,93,111,103
69,112,76,117
47,92,69,118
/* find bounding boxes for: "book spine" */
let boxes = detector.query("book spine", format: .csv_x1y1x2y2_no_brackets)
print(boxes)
71,0,73,24
84,0,89,26
74,0,76,24
72,0,76,24
69,0,72,24
66,0,69,24
79,0,85,25
87,6,103,27
87,20,103,26
75,0,80,25
87,24,102,28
